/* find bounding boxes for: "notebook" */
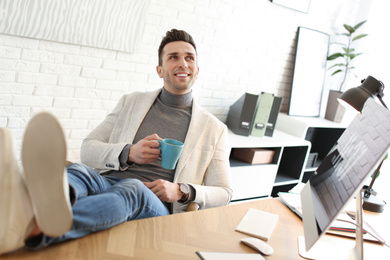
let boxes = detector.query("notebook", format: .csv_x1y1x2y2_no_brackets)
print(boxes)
196,252,266,260
235,208,279,241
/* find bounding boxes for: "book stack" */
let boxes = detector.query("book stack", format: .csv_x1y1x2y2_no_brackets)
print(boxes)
226,92,283,137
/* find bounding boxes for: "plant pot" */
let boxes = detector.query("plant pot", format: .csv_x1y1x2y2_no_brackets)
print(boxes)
325,90,346,122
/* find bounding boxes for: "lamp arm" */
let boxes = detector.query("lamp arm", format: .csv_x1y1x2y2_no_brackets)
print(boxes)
364,160,383,198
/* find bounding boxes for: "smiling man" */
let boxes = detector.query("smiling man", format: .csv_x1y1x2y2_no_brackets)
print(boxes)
156,40,199,94
0,29,232,255
81,29,232,213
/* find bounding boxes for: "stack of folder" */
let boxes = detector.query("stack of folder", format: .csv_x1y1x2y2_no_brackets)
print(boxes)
226,92,282,137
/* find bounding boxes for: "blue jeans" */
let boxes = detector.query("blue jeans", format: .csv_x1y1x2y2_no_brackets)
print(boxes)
27,163,169,249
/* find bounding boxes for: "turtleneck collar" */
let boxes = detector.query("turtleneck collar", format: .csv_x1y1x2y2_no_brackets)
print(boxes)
159,87,193,108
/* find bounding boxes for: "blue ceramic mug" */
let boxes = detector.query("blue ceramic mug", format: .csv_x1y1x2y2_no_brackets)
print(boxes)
157,139,184,169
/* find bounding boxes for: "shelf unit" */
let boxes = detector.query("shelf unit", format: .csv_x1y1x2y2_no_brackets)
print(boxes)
228,129,311,202
276,113,348,183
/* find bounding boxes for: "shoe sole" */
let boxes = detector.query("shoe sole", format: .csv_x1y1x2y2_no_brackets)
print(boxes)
0,128,33,254
0,130,14,219
22,112,73,237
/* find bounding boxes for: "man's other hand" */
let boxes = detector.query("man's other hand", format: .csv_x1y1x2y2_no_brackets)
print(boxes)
143,179,181,203
128,134,162,164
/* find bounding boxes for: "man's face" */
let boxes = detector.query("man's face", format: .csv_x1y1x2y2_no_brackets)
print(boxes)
156,41,199,95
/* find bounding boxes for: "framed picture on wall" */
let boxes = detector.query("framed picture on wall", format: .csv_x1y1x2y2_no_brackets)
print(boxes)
271,0,311,13
0,0,149,53
288,27,329,117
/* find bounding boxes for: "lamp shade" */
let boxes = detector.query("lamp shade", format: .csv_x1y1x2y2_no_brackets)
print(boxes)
338,75,383,113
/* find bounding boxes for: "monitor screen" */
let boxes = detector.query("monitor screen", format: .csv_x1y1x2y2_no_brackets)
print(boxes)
301,98,390,251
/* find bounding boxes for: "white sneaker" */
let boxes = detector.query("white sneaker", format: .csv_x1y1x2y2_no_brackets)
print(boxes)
0,128,34,255
21,112,73,238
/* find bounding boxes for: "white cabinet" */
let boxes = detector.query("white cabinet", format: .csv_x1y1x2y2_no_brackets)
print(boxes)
275,113,348,182
230,163,278,200
228,129,311,202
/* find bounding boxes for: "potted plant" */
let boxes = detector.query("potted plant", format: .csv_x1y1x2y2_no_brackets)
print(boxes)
325,20,368,122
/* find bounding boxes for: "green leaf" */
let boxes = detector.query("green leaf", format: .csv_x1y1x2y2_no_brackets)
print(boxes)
343,47,354,53
344,24,355,34
349,53,363,60
328,63,346,70
354,20,367,30
330,42,347,47
327,53,344,60
337,32,351,37
352,34,368,41
331,70,343,76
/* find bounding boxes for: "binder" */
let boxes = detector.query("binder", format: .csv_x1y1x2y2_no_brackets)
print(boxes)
265,96,282,137
226,93,259,136
251,92,274,137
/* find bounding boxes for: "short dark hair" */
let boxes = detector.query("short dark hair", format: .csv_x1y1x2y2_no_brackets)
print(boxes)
158,29,197,66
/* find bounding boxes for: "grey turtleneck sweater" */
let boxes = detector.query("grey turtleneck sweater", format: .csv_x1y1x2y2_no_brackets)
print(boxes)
107,88,193,184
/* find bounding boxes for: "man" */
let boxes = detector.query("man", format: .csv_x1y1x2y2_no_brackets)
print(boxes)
0,29,232,255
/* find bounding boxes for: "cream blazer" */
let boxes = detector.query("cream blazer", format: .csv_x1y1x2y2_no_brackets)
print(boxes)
80,88,232,213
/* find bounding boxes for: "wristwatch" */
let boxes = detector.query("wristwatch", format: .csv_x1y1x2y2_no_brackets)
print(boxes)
178,183,190,203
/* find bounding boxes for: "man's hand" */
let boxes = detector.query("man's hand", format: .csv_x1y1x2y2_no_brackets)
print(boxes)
144,179,181,203
128,134,162,164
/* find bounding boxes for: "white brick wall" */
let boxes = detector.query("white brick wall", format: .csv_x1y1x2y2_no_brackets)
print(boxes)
0,0,369,162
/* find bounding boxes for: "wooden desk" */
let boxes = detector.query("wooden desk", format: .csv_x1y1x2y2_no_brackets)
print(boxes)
1,198,388,259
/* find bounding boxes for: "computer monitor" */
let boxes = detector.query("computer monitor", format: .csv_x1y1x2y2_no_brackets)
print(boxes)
300,98,390,258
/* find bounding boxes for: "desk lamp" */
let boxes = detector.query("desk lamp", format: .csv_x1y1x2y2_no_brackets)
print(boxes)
338,75,388,212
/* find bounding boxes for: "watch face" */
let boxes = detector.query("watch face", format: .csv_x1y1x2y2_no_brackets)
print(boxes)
180,183,190,193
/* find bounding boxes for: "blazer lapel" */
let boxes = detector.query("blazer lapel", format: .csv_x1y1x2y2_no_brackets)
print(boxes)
174,100,209,180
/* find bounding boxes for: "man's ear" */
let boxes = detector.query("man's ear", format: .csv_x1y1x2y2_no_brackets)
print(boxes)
156,66,163,78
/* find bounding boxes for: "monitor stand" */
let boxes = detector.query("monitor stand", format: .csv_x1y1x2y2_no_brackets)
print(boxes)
352,189,364,259
298,190,364,260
